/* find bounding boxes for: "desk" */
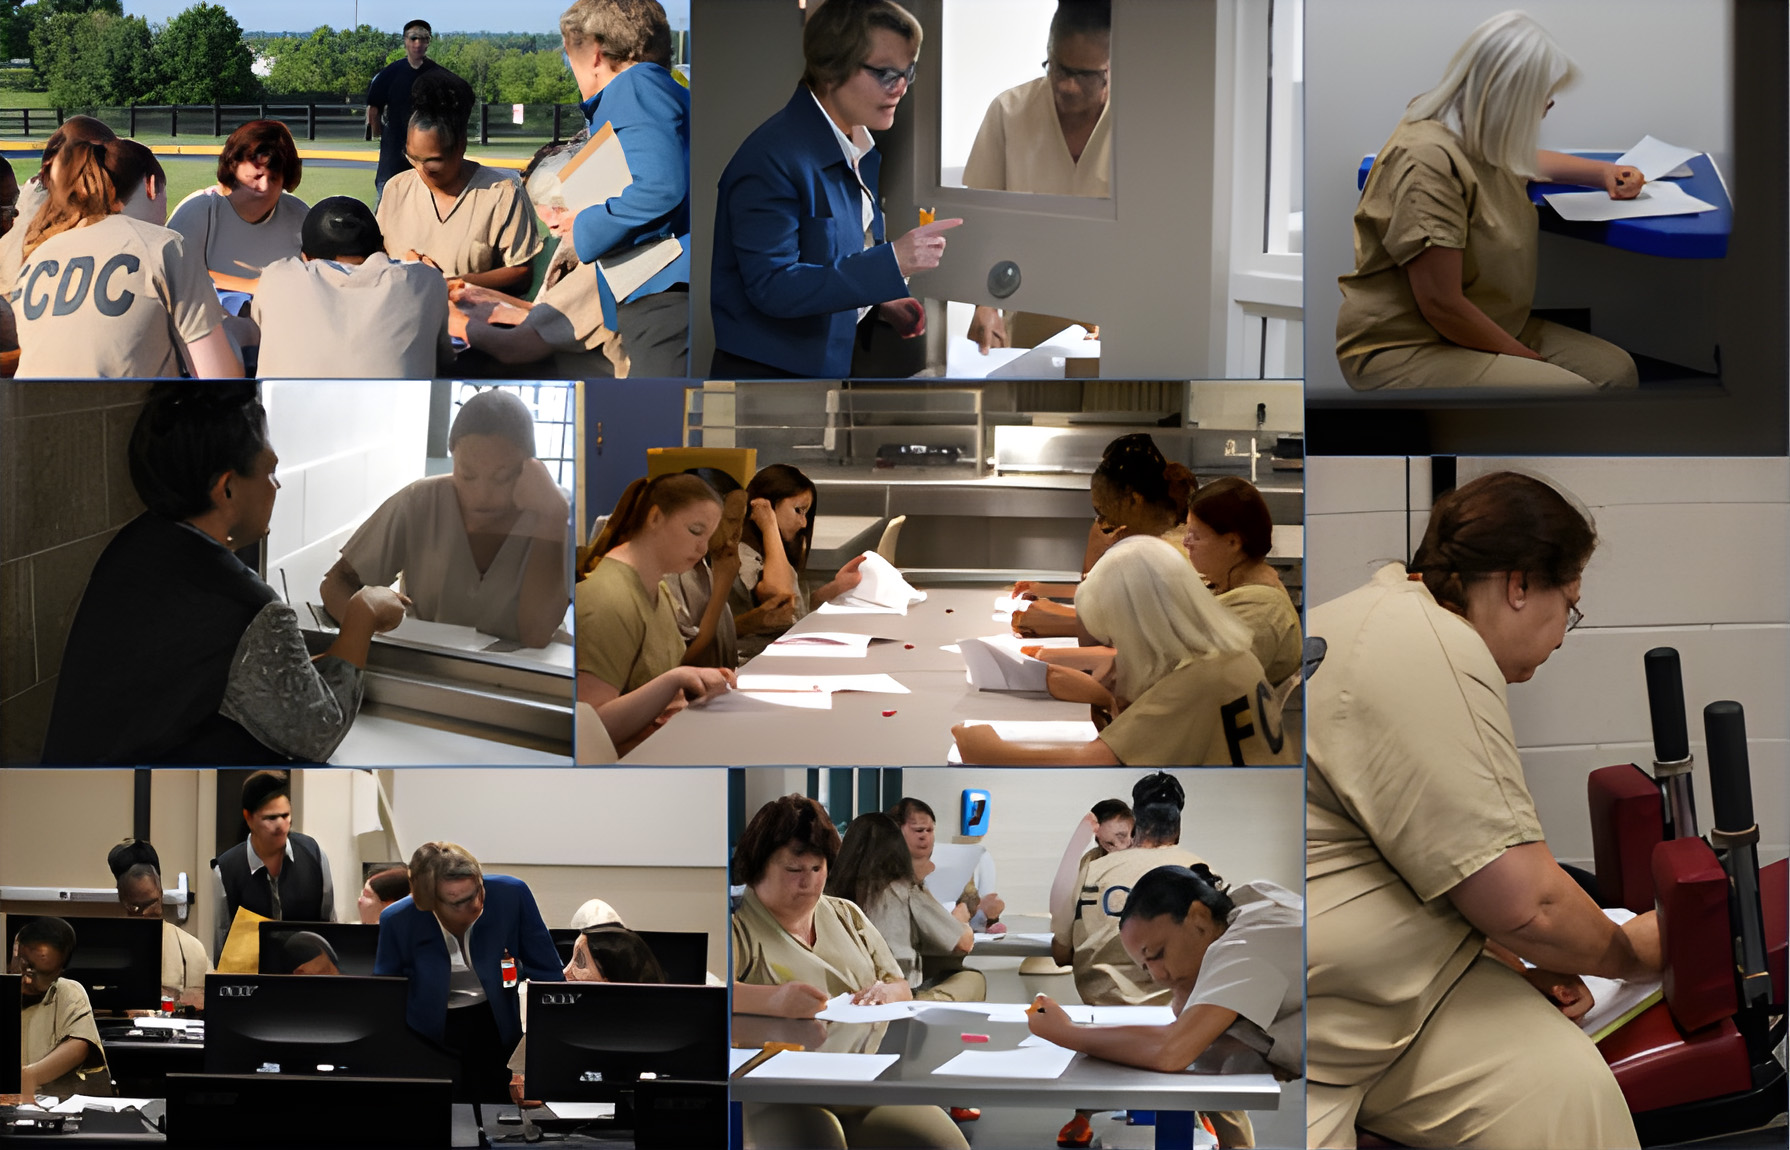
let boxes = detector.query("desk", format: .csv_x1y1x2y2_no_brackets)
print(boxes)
98,1026,204,1098
730,1008,1279,1150
622,587,1091,766
1356,152,1732,259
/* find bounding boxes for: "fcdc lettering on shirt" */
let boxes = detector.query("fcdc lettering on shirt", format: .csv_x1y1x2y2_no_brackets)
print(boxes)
12,253,144,318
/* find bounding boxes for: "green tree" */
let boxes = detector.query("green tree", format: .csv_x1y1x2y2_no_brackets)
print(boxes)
32,9,146,107
495,48,580,105
154,1,255,103
262,24,397,100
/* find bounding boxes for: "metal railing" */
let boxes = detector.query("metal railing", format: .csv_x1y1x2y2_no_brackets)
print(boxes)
0,101,585,145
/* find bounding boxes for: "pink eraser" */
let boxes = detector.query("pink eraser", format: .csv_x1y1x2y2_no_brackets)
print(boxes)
882,709,897,717
960,1033,989,1043
904,643,915,649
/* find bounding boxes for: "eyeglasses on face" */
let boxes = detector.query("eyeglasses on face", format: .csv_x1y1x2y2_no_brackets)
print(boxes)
1045,59,1110,90
860,61,918,92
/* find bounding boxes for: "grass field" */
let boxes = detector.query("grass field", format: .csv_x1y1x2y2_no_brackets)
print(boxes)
0,89,56,109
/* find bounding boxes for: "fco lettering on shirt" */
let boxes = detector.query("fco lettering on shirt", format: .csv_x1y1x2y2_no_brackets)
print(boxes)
15,253,141,318
1220,685,1286,766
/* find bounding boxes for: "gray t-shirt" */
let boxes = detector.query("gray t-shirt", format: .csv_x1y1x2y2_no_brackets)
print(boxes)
1181,879,1305,1076
168,187,309,278
252,252,452,378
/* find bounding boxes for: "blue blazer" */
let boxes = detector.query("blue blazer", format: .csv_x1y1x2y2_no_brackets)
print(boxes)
572,62,692,328
373,874,561,1048
711,85,909,377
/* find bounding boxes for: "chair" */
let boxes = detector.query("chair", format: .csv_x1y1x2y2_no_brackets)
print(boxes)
875,514,906,564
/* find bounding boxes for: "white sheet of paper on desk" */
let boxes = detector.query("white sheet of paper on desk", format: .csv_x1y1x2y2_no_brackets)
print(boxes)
1087,1004,1177,1025
746,1050,901,1082
693,688,834,711
1615,134,1702,182
133,1017,198,1031
821,551,926,614
958,636,1050,692
729,1048,759,1073
736,673,910,695
947,720,1100,764
49,1095,159,1113
544,1101,617,1120
817,992,923,1023
758,632,875,658
974,929,1054,947
986,327,1102,380
1543,180,1716,222
946,337,1032,379
933,1046,1077,1079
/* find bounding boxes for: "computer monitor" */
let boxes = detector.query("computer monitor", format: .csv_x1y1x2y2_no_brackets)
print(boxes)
4,914,161,1013
547,928,709,986
1,974,20,1094
257,922,381,976
524,982,727,1103
203,974,456,1081
164,1072,452,1148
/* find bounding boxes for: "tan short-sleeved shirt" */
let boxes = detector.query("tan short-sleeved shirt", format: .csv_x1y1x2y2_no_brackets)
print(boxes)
167,187,309,278
340,474,550,642
22,977,109,1100
664,561,739,669
1219,584,1303,686
252,252,452,378
1057,844,1205,1006
12,214,224,378
162,921,213,996
376,164,544,279
524,239,607,353
861,881,969,985
732,888,904,994
1306,564,1545,1088
574,557,684,692
1099,650,1293,766
962,75,1113,199
1183,880,1305,1076
1335,118,1538,365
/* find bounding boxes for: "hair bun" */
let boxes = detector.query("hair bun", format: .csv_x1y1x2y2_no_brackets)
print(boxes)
1131,771,1186,811
1188,862,1228,892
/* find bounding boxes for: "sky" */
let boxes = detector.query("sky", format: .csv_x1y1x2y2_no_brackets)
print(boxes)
122,0,691,35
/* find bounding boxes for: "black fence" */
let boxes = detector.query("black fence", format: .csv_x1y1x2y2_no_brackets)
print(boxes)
0,102,585,146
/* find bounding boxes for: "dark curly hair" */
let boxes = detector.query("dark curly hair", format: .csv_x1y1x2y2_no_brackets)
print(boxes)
732,794,841,886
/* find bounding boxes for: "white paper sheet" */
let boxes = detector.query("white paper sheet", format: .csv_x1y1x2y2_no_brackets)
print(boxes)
1087,1005,1177,1025
947,720,1100,764
924,844,985,910
758,632,876,659
933,1046,1077,1079
735,673,911,695
1615,134,1702,182
1543,180,1716,222
822,552,927,614
729,1048,760,1074
49,1095,159,1114
957,636,1051,692
543,1101,617,1120
816,992,924,1022
985,327,1103,380
974,929,1054,947
945,338,1032,380
745,1050,901,1082
691,688,835,712
132,1017,200,1032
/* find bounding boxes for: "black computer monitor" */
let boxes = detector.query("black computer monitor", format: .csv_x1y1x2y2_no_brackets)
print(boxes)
524,982,727,1103
164,1072,453,1148
547,928,709,985
1,974,19,1095
4,915,161,1013
257,922,381,976
202,974,456,1081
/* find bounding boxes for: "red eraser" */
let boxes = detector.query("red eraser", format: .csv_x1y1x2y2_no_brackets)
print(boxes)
960,1033,989,1043
882,709,897,717
904,643,915,649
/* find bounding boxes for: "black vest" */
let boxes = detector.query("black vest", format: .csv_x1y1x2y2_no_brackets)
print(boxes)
214,833,326,925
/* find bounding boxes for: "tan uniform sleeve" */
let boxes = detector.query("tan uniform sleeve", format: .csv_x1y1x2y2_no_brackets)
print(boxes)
574,567,646,689
838,897,904,984
525,263,604,352
161,230,224,344
487,175,545,269
731,912,768,985
1379,139,1472,266
339,483,416,590
908,886,969,957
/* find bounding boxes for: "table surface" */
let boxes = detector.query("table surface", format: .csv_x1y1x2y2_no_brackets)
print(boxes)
729,1008,1280,1113
622,587,1092,765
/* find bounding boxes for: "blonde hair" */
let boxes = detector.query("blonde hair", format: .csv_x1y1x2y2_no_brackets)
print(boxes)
407,841,483,912
1402,10,1576,178
1078,536,1254,702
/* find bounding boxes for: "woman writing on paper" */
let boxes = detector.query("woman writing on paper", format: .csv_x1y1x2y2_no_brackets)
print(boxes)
731,794,968,1150
1336,11,1641,391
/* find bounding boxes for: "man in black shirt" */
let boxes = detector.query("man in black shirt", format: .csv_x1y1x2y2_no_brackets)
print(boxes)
366,19,442,200
211,771,335,953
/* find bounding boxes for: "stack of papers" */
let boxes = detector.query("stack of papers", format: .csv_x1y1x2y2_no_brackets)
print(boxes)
1615,134,1701,181
947,720,1098,764
1544,181,1715,222
758,632,876,659
817,993,925,1022
958,636,1050,692
745,1050,900,1082
817,552,927,615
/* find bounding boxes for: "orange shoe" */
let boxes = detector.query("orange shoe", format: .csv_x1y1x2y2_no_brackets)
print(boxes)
1057,1113,1094,1148
949,1107,981,1121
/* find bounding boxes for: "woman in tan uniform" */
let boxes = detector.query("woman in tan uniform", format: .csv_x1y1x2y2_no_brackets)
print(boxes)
1306,472,1660,1148
1335,11,1642,391
377,71,543,291
731,795,969,1150
167,120,309,283
1184,477,1301,686
827,813,976,998
956,536,1290,766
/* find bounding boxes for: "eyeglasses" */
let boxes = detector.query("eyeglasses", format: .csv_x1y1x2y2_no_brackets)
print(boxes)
1045,59,1110,90
122,897,162,916
860,61,918,92
406,34,431,44
1566,603,1584,632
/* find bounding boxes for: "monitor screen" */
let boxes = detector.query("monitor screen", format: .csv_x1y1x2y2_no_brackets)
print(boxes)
257,922,381,976
4,915,162,1013
1,973,20,1094
524,982,727,1103
203,974,456,1082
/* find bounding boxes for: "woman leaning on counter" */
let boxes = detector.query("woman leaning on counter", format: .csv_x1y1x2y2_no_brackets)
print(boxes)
1305,471,1659,1147
731,794,969,1150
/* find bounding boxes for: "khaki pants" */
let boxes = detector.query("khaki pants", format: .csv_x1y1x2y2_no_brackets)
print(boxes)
1307,958,1638,1149
743,1103,969,1149
1342,317,1639,391
915,968,987,1003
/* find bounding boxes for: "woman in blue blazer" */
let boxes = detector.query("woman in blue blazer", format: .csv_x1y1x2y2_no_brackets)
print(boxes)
710,0,960,379
374,842,561,1101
